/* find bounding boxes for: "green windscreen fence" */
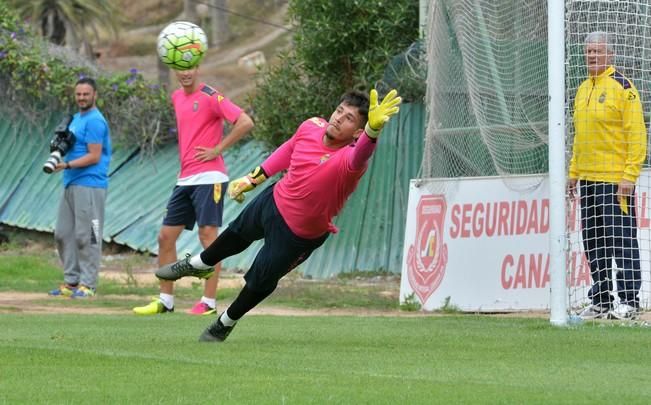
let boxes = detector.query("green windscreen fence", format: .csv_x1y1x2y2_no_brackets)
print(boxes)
0,104,424,277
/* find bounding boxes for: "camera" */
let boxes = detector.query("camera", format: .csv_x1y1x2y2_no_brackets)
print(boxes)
43,115,75,174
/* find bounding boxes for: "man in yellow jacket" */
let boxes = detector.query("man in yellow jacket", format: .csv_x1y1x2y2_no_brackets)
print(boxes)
568,31,647,320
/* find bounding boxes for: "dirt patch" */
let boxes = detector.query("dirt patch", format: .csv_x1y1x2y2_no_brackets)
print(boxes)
0,292,125,315
100,267,246,290
3,289,649,324
0,291,413,317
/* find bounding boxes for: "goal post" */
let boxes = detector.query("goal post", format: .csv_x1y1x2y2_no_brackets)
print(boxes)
548,0,568,326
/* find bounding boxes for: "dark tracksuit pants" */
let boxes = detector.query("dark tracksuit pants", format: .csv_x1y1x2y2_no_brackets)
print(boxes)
580,181,641,308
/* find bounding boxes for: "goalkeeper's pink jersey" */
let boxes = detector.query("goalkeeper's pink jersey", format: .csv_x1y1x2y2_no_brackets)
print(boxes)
171,83,242,178
261,117,377,239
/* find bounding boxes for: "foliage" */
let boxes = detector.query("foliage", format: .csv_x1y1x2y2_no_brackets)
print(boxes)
7,0,122,45
440,295,462,313
250,0,419,147
269,278,398,311
249,53,341,148
290,0,418,89
336,269,397,280
0,1,175,150
399,292,422,312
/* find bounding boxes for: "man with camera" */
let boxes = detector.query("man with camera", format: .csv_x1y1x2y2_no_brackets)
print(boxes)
48,77,112,299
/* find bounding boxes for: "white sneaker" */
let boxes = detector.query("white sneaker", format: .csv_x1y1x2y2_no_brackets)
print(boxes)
609,304,639,320
578,304,609,320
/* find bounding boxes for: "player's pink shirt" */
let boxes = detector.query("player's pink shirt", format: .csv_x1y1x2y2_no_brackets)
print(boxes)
171,83,242,178
261,117,377,239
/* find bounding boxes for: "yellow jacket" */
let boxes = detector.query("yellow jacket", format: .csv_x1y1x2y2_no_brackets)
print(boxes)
569,66,647,183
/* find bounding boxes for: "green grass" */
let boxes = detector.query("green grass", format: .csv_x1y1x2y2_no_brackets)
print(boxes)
0,245,398,311
2,231,651,403
0,251,156,294
0,253,61,292
266,277,398,311
1,314,651,403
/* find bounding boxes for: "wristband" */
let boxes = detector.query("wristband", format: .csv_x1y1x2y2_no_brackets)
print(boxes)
66,162,71,169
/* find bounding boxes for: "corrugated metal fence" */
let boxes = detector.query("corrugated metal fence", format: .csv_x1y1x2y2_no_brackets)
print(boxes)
0,104,423,277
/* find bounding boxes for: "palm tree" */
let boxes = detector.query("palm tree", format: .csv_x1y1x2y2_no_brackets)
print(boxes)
8,0,122,59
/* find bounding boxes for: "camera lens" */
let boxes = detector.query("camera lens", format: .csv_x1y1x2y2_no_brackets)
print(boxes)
43,152,62,174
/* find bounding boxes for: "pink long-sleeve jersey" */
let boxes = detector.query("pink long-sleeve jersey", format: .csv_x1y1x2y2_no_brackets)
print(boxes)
261,117,377,239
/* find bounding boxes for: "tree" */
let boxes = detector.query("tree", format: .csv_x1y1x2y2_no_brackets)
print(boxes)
8,0,122,59
250,0,418,147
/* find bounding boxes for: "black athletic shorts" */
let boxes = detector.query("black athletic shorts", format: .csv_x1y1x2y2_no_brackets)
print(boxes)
228,184,329,292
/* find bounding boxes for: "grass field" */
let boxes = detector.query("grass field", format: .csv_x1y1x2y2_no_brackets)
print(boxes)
2,231,651,403
2,314,651,403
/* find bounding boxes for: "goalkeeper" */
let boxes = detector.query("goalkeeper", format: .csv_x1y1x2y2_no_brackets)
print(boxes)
155,88,401,342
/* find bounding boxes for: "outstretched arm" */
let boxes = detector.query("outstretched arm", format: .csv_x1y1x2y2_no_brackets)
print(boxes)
349,89,402,170
349,133,378,171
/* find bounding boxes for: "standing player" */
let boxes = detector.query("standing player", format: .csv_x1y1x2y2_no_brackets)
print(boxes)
133,66,253,315
155,88,401,341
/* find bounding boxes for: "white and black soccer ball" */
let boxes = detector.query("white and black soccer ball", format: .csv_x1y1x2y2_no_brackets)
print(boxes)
157,21,208,70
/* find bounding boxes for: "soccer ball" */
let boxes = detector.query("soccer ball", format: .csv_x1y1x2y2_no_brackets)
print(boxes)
157,21,207,70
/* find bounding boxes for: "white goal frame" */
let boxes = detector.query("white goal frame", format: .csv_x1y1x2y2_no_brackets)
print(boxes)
548,0,568,326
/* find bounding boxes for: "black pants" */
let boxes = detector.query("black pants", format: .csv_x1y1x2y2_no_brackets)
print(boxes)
203,184,329,293
580,181,641,307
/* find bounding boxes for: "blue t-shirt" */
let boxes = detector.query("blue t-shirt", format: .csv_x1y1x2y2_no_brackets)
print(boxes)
63,108,112,189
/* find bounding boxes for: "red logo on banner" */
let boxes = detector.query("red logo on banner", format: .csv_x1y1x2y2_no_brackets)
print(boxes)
407,195,448,305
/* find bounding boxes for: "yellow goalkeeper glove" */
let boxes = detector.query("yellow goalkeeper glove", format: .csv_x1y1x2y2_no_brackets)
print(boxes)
228,166,268,203
365,89,402,138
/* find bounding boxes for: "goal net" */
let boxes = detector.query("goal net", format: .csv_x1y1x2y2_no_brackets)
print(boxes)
423,0,651,319
423,0,548,190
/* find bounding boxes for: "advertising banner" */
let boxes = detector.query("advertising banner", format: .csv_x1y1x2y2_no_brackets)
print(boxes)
400,175,651,311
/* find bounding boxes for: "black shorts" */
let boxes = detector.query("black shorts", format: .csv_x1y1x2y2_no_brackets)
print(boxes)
163,183,227,230
228,184,329,292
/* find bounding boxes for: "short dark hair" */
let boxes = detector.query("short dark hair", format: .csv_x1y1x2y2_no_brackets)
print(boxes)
339,90,369,126
76,77,97,91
